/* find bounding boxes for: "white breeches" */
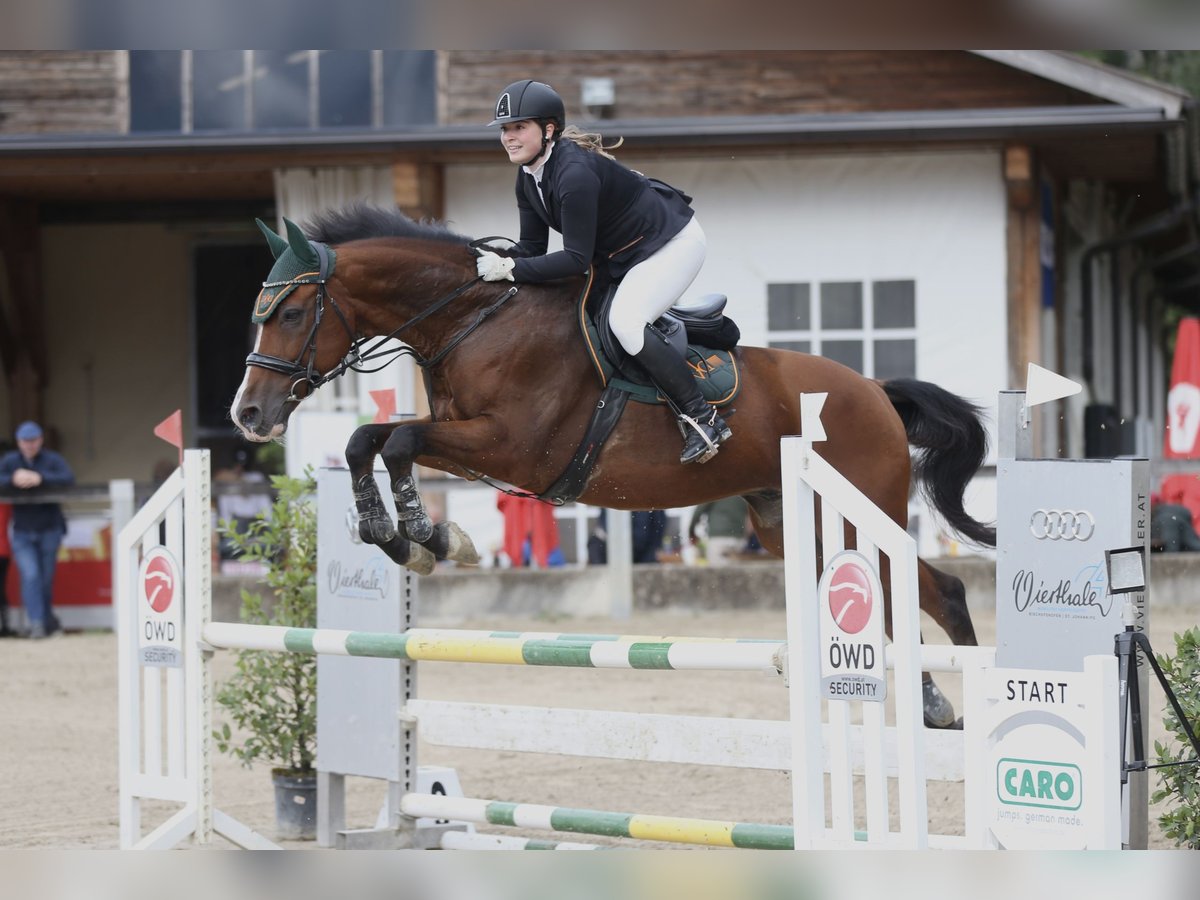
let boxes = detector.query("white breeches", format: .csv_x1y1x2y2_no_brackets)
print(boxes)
608,217,707,355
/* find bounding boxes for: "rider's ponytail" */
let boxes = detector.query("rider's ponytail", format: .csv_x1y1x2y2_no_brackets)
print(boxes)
560,125,624,160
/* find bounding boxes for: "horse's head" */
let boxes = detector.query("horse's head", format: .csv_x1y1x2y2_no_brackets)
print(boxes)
232,217,355,441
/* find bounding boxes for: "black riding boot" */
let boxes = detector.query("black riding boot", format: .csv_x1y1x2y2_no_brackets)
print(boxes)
633,331,732,465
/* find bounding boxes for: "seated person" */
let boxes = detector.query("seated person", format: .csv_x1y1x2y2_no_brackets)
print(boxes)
1150,494,1200,553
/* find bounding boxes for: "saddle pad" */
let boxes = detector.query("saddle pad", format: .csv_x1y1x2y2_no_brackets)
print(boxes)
576,275,740,407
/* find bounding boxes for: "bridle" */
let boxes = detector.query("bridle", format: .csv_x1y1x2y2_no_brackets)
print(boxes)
245,242,349,403
245,239,519,403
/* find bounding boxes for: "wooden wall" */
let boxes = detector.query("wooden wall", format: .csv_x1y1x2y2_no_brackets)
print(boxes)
442,51,1100,125
0,51,124,135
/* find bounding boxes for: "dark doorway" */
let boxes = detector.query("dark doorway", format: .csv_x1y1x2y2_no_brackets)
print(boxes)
192,243,271,460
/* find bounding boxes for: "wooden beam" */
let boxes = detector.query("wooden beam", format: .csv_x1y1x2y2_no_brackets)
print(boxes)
392,160,444,220
1004,145,1042,416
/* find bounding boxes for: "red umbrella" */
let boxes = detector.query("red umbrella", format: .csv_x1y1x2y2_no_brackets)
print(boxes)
1161,317,1200,527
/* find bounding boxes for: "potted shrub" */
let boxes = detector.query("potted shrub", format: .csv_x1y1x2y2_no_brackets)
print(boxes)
213,470,318,840
1152,626,1200,848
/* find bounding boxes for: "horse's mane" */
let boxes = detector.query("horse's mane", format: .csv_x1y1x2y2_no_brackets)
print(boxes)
303,203,471,247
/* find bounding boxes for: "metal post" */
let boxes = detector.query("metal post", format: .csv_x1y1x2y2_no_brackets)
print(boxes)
606,510,633,620
182,449,213,844
109,479,136,633
997,390,1033,460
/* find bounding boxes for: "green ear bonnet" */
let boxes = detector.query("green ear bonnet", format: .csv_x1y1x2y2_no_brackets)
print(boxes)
252,218,337,324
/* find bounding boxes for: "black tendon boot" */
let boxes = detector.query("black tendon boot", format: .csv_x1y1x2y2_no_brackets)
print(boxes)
632,330,732,464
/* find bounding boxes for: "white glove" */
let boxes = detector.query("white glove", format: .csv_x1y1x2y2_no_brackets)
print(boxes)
476,251,515,282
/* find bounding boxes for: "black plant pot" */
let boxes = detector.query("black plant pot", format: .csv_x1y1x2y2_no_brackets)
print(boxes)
272,768,317,840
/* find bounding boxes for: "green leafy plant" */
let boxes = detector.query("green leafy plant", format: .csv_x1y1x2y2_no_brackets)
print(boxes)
1151,626,1200,848
213,470,317,775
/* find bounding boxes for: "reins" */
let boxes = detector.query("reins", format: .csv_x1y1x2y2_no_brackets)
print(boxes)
245,240,521,401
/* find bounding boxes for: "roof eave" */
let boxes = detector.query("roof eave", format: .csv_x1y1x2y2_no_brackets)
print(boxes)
970,51,1189,117
0,105,1177,157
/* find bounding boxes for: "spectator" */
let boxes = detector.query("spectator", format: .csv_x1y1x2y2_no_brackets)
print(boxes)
214,448,271,561
587,509,667,564
1151,494,1200,553
0,421,75,639
632,510,667,563
689,496,749,566
587,509,608,565
496,492,564,568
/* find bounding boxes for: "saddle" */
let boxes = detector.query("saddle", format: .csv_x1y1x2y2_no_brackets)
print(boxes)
537,270,742,505
581,275,742,406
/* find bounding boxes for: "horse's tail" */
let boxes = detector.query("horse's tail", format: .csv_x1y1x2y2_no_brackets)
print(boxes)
882,378,997,548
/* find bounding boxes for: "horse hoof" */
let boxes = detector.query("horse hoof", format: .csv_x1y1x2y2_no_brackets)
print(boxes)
922,679,957,729
405,543,437,576
441,522,480,566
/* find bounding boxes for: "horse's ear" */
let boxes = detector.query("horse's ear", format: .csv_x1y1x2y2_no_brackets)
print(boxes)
283,218,320,268
256,219,290,260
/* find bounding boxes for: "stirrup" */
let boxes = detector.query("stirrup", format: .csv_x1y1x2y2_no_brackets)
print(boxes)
679,411,731,465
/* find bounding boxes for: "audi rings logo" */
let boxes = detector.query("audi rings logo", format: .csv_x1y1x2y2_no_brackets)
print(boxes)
1029,509,1096,541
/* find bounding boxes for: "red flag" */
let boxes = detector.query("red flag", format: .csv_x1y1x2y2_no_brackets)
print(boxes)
369,389,398,424
1161,317,1200,526
153,409,184,465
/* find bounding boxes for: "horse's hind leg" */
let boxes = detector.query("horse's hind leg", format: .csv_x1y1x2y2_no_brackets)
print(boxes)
916,558,977,729
918,558,978,646
748,491,973,727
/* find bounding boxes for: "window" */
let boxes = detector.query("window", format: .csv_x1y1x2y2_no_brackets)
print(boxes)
253,51,310,130
129,51,182,132
128,51,437,134
767,279,917,378
382,51,437,127
766,284,811,353
318,51,372,128
192,51,246,131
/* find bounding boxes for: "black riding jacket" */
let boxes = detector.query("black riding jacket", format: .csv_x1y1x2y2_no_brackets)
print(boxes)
510,138,694,283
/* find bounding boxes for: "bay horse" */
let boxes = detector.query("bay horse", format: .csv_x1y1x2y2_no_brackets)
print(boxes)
232,206,996,727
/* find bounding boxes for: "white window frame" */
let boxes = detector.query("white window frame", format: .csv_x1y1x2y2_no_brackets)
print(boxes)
767,279,919,379
173,50,385,133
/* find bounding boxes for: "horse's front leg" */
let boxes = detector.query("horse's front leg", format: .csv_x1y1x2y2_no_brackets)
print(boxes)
344,423,437,576
380,421,485,568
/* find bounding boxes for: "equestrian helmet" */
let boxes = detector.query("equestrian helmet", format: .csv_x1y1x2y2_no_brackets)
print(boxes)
489,79,565,128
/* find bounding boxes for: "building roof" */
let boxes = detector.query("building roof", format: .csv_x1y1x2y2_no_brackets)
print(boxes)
970,51,1190,118
0,51,1188,204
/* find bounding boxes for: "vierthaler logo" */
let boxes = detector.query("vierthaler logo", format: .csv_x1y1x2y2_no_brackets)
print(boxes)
1030,509,1095,541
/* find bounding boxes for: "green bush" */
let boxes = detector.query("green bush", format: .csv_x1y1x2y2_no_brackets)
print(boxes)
1151,626,1200,848
213,470,318,775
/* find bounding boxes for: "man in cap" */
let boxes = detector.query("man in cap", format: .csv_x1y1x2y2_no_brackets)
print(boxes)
0,421,75,638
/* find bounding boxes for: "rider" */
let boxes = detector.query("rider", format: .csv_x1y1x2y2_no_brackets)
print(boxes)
476,79,731,465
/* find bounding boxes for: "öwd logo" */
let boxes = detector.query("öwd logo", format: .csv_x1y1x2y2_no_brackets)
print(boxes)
1029,509,1095,541
827,559,874,635
140,547,180,614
